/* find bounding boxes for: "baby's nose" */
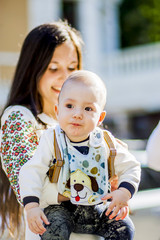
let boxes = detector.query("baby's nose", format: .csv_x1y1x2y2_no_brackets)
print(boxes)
73,109,83,118
60,69,71,85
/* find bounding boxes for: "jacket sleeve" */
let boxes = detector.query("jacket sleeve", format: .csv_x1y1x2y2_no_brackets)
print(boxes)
19,128,59,206
1,106,40,204
114,137,141,195
106,131,141,196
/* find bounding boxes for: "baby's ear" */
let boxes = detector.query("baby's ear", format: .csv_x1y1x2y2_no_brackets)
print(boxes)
54,104,59,118
97,111,106,126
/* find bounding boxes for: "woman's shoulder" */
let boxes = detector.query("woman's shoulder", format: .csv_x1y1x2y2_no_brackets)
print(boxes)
2,105,33,115
43,125,58,138
38,112,57,127
1,105,36,124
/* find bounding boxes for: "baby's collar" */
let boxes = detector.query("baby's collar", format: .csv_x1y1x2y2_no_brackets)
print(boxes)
89,127,104,147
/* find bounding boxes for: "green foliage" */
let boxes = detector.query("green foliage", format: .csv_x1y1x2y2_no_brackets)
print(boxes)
120,0,160,48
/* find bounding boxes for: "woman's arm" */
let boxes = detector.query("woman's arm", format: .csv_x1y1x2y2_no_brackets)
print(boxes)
1,106,40,203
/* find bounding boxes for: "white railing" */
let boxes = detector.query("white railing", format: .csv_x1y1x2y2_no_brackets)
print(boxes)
101,42,160,78
98,42,160,114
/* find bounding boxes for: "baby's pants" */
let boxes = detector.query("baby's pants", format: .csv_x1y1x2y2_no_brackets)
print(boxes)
41,201,135,240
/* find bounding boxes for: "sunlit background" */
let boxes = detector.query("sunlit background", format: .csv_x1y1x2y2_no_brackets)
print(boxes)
1,0,160,239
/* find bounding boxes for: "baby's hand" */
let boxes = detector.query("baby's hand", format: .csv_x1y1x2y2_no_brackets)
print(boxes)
114,206,129,220
25,203,50,235
101,188,131,220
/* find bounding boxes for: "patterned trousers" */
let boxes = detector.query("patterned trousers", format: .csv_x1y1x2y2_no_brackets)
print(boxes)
41,201,135,240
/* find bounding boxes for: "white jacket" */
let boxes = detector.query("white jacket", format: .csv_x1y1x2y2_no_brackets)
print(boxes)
19,125,140,208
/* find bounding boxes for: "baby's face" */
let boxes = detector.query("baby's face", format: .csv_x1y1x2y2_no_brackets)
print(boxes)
56,81,104,142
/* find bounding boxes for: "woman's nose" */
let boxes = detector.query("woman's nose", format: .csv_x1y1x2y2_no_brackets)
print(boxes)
61,69,71,83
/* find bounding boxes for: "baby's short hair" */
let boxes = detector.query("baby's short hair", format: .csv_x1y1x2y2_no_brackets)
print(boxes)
60,70,107,109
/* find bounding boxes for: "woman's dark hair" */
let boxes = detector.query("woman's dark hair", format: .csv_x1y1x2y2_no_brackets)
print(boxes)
0,19,83,238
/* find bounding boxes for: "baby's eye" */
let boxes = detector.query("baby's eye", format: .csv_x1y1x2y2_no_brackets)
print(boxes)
85,107,93,111
66,104,73,109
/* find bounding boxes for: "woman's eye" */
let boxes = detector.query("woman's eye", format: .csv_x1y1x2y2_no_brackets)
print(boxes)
68,68,75,72
66,104,73,109
49,67,57,72
48,64,58,71
85,107,92,111
52,68,57,71
68,66,78,71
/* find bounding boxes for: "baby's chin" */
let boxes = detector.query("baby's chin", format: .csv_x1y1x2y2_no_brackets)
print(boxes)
67,133,88,143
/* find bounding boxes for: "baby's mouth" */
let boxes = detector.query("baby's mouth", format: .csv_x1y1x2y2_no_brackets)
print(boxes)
71,123,81,126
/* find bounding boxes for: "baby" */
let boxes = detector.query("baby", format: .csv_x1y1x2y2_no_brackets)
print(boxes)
19,70,140,240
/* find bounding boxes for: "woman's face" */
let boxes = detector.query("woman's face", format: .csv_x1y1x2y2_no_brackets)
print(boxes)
38,40,78,118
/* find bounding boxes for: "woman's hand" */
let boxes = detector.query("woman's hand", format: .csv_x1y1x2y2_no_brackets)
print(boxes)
25,202,50,235
101,188,131,220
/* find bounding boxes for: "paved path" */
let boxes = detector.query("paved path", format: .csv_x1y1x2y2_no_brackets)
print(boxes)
131,207,160,240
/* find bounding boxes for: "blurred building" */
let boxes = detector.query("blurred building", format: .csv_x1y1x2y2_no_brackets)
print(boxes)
1,0,160,140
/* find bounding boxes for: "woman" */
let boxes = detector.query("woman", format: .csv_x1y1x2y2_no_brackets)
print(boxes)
0,20,132,240
0,20,86,240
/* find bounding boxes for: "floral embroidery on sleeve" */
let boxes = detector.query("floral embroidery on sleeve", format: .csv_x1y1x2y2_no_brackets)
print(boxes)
1,111,39,203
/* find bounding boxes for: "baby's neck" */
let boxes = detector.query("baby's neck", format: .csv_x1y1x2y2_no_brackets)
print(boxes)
70,136,89,144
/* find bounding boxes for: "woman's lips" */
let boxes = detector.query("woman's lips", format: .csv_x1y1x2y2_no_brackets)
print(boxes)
51,87,61,94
